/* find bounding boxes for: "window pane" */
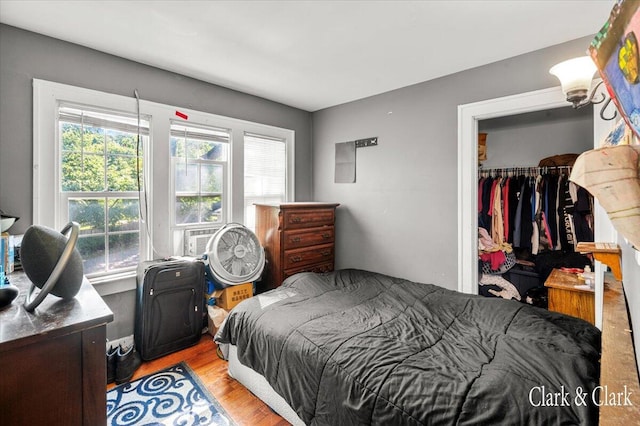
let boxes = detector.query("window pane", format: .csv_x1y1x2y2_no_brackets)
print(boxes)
170,137,183,158
187,139,206,159
201,163,223,193
61,153,105,192
61,152,84,191
198,141,227,161
175,163,199,192
172,139,228,161
108,233,139,270
82,125,105,153
69,198,105,234
108,199,140,232
77,235,106,275
201,196,222,223
107,154,140,191
60,122,83,151
174,139,205,159
106,129,138,156
176,196,200,224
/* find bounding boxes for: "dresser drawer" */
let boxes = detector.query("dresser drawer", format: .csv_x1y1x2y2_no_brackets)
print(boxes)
283,208,335,229
284,262,334,279
283,243,334,270
283,227,334,250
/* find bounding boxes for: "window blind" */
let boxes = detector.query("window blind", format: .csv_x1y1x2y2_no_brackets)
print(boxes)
59,105,150,135
170,122,230,143
244,133,287,228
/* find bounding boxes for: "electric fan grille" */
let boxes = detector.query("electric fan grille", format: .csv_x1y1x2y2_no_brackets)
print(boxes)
205,223,265,286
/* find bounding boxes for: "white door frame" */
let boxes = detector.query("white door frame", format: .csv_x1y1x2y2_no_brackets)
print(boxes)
457,84,613,328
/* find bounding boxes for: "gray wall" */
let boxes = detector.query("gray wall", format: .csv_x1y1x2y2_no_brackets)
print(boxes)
478,106,593,168
0,24,314,236
311,36,595,289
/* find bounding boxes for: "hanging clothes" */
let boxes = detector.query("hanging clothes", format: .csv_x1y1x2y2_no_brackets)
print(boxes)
502,177,510,243
479,177,493,233
478,166,593,255
512,176,526,247
558,176,577,251
491,177,504,245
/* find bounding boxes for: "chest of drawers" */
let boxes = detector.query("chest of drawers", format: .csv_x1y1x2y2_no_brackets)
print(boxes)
255,202,339,291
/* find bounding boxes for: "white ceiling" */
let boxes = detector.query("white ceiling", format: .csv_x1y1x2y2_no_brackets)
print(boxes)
0,0,614,111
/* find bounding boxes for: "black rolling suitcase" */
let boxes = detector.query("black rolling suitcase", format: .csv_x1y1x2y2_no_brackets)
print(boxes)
135,258,205,360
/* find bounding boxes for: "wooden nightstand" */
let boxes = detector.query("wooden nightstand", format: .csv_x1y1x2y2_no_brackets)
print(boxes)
544,268,595,325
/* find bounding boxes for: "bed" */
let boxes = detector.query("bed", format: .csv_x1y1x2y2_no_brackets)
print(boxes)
215,269,601,425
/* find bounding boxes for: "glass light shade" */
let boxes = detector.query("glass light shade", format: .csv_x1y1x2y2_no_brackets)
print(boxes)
549,56,597,96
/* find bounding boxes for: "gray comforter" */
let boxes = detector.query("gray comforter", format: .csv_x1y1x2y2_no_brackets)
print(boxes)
216,269,601,425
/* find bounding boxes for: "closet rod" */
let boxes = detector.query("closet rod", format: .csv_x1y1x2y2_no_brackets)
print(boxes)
478,165,572,177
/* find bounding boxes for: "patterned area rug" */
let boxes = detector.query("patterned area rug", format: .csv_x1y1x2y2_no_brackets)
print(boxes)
107,362,235,426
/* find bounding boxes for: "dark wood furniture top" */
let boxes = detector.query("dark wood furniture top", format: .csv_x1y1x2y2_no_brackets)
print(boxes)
0,273,113,426
255,202,339,291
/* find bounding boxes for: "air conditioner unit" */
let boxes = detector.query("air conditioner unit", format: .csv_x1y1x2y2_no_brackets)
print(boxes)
184,228,218,257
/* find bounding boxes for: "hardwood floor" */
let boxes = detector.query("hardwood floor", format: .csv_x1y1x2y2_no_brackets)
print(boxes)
107,335,290,426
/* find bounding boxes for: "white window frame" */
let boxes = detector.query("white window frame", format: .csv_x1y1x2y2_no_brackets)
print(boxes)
34,79,295,293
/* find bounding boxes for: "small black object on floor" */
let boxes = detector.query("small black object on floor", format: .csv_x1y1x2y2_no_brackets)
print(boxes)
106,343,142,385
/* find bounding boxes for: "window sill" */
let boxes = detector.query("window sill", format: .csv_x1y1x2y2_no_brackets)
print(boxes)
90,271,137,296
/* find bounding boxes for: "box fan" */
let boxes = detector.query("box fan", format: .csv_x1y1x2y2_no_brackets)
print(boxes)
204,223,265,287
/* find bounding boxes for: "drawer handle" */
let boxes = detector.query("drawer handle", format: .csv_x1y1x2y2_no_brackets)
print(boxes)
291,217,302,223
291,255,303,263
291,237,301,243
321,250,331,256
322,233,330,239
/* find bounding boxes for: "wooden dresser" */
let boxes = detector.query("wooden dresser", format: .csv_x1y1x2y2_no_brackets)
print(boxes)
255,202,339,291
0,273,113,426
544,268,595,325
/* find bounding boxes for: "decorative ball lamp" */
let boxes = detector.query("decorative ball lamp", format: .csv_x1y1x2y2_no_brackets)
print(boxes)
21,222,84,311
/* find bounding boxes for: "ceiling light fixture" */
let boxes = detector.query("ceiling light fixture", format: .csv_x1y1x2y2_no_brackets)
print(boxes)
549,56,616,120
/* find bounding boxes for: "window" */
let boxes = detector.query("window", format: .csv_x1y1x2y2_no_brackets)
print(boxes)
244,133,287,229
58,105,148,276
170,123,229,226
34,79,295,287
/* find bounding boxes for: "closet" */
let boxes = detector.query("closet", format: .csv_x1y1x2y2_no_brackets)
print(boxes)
476,106,596,306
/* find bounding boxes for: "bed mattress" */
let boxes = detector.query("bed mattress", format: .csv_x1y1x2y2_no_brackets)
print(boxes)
227,344,304,425
216,269,601,425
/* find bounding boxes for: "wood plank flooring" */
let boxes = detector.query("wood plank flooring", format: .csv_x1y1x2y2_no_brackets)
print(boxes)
107,335,290,426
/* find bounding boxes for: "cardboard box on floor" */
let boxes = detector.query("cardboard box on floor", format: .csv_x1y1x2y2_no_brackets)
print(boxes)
212,282,253,311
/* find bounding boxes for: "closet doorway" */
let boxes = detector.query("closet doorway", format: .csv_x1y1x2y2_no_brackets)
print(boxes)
458,84,615,328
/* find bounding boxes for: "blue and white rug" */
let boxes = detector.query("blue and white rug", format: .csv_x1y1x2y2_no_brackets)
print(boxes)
107,362,235,426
